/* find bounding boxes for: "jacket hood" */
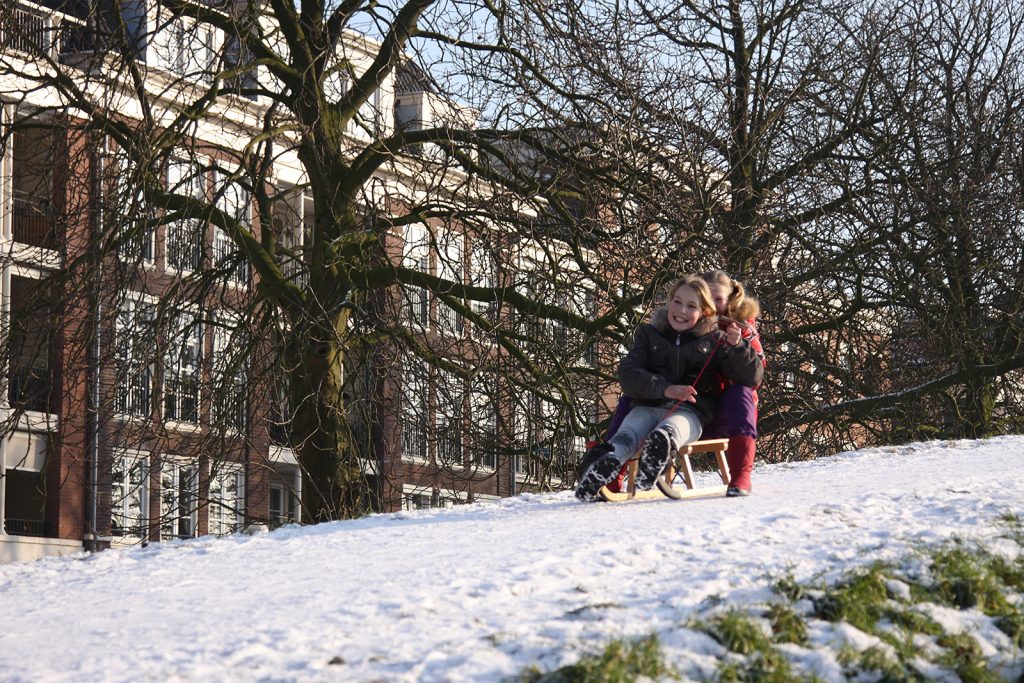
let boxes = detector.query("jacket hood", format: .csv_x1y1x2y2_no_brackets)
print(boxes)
650,306,717,337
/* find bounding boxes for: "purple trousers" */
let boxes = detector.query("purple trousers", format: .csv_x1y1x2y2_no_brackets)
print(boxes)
606,384,757,441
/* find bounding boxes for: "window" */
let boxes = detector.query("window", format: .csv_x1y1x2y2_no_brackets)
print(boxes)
401,358,428,461
208,465,244,536
115,297,156,417
511,399,535,480
211,311,247,431
435,368,464,467
355,87,384,136
154,15,216,83
111,450,149,539
160,460,198,540
403,486,433,511
401,223,430,328
469,376,497,470
164,311,201,424
106,149,155,264
401,485,459,510
269,482,297,528
165,158,205,272
437,230,464,335
213,170,251,285
470,240,498,326
271,190,306,284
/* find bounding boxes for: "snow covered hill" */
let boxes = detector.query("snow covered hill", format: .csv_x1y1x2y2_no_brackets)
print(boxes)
1,436,1023,682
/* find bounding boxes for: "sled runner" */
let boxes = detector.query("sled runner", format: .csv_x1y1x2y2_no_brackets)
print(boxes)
598,438,731,502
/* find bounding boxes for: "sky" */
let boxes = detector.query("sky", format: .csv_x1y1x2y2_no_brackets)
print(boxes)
1,435,1022,682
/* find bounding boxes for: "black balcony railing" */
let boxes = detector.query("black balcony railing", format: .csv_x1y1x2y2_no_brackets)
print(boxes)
9,366,54,413
0,4,50,55
1,2,92,60
12,202,59,249
4,517,48,537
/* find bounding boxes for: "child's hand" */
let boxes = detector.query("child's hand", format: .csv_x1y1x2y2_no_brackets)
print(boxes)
723,322,742,346
664,385,697,402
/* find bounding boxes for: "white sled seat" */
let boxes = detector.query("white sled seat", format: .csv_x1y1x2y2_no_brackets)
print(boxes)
598,438,731,502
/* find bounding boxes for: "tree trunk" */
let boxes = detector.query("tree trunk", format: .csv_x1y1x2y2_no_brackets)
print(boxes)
287,310,368,521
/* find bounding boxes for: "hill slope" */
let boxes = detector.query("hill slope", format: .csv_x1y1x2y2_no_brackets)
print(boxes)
1,436,1023,682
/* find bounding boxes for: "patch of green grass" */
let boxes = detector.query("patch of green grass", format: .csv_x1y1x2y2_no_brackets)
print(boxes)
989,554,1024,592
520,635,676,683
519,529,1024,683
714,648,815,683
993,608,1024,648
707,609,772,655
837,644,906,682
875,606,945,666
884,606,944,638
936,632,1003,683
812,565,891,631
772,573,804,602
928,546,1011,614
765,603,808,646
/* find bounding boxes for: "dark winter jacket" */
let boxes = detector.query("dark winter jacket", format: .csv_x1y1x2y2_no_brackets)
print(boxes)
617,309,764,424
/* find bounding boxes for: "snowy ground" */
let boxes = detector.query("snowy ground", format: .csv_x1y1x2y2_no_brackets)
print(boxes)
1,436,1023,682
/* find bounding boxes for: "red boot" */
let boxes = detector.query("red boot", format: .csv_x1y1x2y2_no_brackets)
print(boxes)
726,435,756,495
605,462,630,493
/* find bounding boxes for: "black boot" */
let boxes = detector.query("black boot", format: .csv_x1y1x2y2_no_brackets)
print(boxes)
575,443,619,502
577,443,613,476
635,429,672,491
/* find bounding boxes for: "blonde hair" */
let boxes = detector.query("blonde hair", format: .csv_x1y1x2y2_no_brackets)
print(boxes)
700,270,761,320
667,275,717,319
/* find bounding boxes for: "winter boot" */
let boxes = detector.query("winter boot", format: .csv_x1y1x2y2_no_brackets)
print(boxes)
635,429,673,491
575,444,620,502
577,442,612,477
726,435,756,496
605,463,630,494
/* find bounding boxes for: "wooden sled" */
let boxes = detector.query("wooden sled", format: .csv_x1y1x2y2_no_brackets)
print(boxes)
598,438,731,502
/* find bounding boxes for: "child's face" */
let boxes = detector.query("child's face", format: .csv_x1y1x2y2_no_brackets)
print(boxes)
707,281,730,316
667,286,703,332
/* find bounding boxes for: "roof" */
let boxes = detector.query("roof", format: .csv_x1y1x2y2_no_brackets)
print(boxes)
394,60,439,95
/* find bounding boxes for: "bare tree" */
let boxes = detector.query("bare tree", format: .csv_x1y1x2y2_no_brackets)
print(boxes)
0,0,646,536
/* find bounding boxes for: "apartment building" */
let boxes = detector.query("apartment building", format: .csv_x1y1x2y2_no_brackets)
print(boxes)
0,0,603,562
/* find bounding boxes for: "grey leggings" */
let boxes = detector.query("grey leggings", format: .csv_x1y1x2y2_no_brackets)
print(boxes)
607,403,703,466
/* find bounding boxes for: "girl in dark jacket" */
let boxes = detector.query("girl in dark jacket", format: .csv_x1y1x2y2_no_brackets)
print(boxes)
575,275,764,502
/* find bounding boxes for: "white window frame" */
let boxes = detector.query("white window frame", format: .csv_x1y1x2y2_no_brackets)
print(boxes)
512,399,534,482
213,169,251,286
436,229,465,336
165,156,206,274
268,474,299,528
111,448,150,540
435,367,465,468
106,146,155,266
159,458,199,541
114,293,157,419
207,463,245,536
469,240,498,332
468,375,497,471
163,307,202,427
400,357,429,462
153,12,217,83
401,484,433,511
401,222,430,329
211,310,247,432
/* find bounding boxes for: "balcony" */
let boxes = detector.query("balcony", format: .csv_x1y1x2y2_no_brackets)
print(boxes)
3,517,48,537
0,0,91,63
12,197,60,250
8,366,54,413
